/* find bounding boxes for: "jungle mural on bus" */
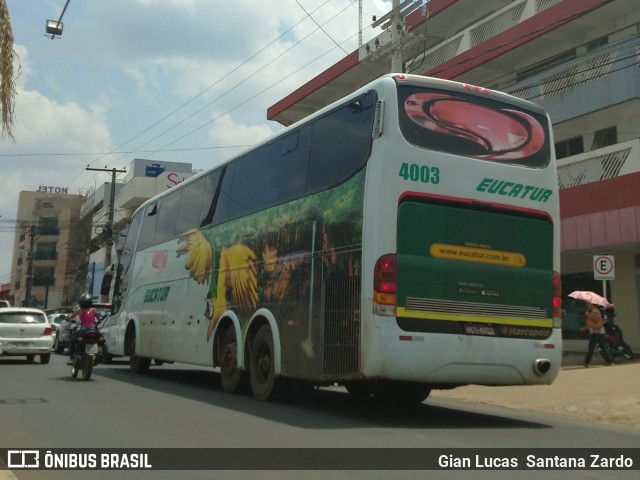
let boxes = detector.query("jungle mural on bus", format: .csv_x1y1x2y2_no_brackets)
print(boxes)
175,169,365,346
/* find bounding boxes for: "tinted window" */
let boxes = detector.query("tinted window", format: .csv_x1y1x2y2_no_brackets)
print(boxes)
155,190,182,244
398,85,551,168
121,211,142,270
212,92,374,225
174,173,219,232
306,93,376,191
137,203,159,250
199,170,222,227
213,130,309,225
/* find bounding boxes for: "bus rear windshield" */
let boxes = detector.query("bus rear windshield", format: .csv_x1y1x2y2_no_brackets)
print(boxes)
398,86,551,168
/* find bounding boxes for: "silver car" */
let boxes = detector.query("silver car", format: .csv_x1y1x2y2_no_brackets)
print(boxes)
48,313,68,334
0,308,54,364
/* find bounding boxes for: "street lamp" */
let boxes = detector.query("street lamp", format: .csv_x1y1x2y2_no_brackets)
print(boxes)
45,20,63,37
45,0,72,39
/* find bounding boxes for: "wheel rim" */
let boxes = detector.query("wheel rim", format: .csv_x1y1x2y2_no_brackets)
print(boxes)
256,345,271,384
221,343,237,377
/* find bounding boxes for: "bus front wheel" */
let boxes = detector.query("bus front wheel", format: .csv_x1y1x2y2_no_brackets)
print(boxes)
249,325,282,401
127,327,150,374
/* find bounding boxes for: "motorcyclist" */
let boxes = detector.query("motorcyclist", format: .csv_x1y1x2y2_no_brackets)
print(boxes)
66,294,102,365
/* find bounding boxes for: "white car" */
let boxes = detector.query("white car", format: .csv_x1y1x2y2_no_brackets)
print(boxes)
0,308,54,363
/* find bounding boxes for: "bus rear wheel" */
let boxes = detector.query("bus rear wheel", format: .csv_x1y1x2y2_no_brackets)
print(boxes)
220,327,247,394
249,325,282,401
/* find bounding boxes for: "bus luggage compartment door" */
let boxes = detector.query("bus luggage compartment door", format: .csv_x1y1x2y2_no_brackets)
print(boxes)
395,200,554,336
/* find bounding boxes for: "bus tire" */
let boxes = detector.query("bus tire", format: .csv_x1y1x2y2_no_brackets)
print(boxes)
220,327,247,394
249,325,282,401
127,327,150,374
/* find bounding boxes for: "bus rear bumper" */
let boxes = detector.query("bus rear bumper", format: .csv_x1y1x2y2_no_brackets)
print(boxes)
361,320,562,386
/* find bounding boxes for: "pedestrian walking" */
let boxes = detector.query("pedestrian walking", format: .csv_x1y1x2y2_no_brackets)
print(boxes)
581,303,614,367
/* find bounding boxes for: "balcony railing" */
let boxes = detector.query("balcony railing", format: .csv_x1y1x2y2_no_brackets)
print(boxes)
33,251,58,261
410,0,563,76
557,138,640,189
37,225,60,236
504,35,640,123
32,276,56,287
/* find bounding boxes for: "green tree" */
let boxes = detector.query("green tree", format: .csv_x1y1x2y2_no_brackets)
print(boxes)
0,0,16,141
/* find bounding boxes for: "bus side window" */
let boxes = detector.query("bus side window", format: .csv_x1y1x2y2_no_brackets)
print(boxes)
137,203,159,250
306,92,375,192
155,190,182,245
115,211,143,310
212,165,235,225
197,170,221,228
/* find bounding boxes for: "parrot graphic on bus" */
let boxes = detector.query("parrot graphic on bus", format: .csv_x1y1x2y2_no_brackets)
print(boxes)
176,229,257,341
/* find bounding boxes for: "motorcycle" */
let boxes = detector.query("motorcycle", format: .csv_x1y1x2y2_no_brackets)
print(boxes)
602,307,634,361
67,321,106,380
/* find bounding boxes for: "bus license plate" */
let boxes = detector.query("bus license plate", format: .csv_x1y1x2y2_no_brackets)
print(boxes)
463,323,496,336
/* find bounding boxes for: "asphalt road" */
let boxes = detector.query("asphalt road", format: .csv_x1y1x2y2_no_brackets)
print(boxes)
1,353,638,480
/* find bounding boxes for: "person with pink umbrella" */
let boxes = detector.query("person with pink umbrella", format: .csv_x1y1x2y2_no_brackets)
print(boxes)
580,303,615,367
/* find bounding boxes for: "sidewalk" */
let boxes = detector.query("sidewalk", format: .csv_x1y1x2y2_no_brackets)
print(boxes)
431,353,640,430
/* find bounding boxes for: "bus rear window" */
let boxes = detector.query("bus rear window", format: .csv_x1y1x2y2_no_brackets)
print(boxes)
398,86,551,168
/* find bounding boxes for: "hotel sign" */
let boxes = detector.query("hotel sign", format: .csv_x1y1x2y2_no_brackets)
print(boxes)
37,186,68,194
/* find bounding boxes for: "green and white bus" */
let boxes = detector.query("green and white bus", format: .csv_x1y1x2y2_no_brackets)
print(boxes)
105,74,562,402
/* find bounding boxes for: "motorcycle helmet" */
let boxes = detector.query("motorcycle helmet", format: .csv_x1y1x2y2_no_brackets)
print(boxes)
78,293,93,309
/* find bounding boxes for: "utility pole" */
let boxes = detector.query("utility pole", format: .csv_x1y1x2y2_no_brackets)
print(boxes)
24,224,36,307
86,166,126,302
368,0,428,73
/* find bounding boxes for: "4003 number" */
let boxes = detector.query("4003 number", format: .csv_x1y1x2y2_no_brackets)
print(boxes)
398,163,440,184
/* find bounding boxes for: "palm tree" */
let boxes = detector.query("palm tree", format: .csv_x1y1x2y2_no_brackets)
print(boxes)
0,0,16,141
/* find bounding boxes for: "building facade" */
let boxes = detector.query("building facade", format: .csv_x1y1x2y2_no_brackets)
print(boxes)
10,189,85,309
9,160,195,310
267,0,640,350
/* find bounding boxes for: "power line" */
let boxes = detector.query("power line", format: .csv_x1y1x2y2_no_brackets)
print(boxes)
71,0,338,192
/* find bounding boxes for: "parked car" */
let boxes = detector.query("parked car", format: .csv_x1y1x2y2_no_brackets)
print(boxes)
53,314,74,354
47,313,67,335
0,307,54,363
54,303,112,354
0,300,11,308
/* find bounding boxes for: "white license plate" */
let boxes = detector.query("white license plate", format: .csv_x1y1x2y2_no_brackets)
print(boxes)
463,323,496,336
85,343,99,354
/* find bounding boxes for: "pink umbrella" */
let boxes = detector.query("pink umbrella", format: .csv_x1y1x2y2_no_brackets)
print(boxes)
568,290,613,308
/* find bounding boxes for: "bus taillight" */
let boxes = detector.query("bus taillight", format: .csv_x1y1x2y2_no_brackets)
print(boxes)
374,254,397,316
553,271,562,325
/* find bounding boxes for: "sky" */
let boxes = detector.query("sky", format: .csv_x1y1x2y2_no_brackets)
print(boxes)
0,0,394,285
